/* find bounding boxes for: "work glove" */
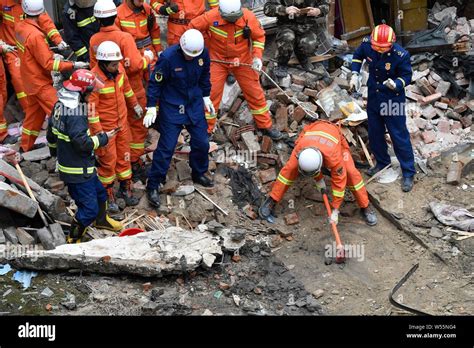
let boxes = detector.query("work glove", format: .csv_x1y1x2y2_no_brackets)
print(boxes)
315,178,327,194
1,42,16,53
285,5,300,15
330,208,339,225
134,104,144,119
143,49,154,62
53,53,65,61
203,96,216,115
143,107,157,128
349,72,361,92
384,78,397,91
159,3,179,15
57,41,69,50
252,57,263,71
73,61,89,69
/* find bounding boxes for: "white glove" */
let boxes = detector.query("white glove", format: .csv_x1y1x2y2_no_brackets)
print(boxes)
133,104,144,119
315,179,326,192
349,72,361,92
74,61,89,69
384,78,397,91
252,57,263,71
143,107,157,128
144,49,154,62
330,209,339,225
1,43,16,53
203,96,216,115
57,41,69,50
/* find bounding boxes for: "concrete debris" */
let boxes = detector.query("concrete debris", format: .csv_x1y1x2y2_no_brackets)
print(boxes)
15,228,35,246
10,228,223,276
61,292,77,310
0,182,38,218
241,131,261,153
171,185,195,196
0,229,5,244
21,146,50,162
3,227,18,244
217,228,246,252
446,161,463,185
40,287,54,298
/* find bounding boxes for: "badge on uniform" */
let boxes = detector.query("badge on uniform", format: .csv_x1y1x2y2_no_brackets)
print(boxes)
155,72,163,82
174,67,183,72
385,63,391,71
198,58,203,66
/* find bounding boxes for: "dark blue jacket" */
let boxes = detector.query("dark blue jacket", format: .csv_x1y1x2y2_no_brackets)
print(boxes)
351,37,412,105
146,45,211,125
62,0,122,61
47,90,108,184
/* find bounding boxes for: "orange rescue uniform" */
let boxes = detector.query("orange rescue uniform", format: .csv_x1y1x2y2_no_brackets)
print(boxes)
190,8,272,133
89,25,151,162
0,0,62,113
150,0,217,45
15,18,73,152
88,64,138,186
270,121,369,210
0,55,7,142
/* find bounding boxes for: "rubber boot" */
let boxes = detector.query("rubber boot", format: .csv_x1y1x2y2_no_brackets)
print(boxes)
106,184,120,214
116,179,139,206
67,220,88,244
131,159,147,183
94,200,123,232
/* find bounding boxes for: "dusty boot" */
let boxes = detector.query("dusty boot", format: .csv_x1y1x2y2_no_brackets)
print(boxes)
67,220,88,244
131,160,146,183
274,64,289,78
259,196,275,220
262,127,283,141
106,185,120,214
116,180,139,206
402,176,414,192
1,135,18,145
146,188,161,208
366,165,385,177
192,174,214,187
94,200,123,232
361,206,377,226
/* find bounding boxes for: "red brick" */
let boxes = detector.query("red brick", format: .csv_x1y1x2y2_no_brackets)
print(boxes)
437,119,450,133
303,88,318,98
261,136,273,153
275,105,288,132
266,88,280,100
414,117,428,130
422,130,436,144
257,153,279,165
460,116,473,128
454,104,468,114
229,98,243,116
440,97,451,104
284,213,299,225
276,92,292,105
243,204,257,220
293,106,306,123
258,168,276,184
292,74,306,86
420,93,442,105
451,121,462,130
406,91,423,101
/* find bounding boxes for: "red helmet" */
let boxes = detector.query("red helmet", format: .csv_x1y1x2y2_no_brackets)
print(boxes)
63,69,104,93
371,24,396,52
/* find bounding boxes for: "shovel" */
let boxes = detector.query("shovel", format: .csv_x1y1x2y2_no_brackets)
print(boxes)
321,189,346,264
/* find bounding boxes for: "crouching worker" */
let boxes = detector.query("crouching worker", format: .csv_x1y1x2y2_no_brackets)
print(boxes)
259,120,378,226
47,69,123,244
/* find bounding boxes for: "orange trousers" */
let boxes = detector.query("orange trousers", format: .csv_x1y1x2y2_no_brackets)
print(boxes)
3,51,30,113
21,85,58,152
95,125,133,186
127,74,148,163
0,57,7,142
207,62,272,133
340,140,369,209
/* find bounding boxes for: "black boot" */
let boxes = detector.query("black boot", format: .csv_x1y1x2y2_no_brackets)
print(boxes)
192,175,214,187
361,206,377,226
131,160,147,183
274,64,289,78
366,165,385,177
259,196,275,220
1,134,18,145
94,200,123,232
117,180,139,206
147,188,161,208
262,127,284,141
67,220,88,244
402,176,414,192
106,185,120,214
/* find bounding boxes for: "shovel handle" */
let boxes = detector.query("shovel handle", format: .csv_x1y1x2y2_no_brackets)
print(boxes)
14,163,49,227
321,192,344,249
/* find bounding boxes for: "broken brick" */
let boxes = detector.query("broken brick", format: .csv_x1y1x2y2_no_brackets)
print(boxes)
228,98,243,116
284,213,299,225
414,117,428,130
266,88,280,100
291,74,306,86
243,204,257,220
303,88,318,98
420,93,442,105
460,115,473,128
261,136,273,154
437,119,450,133
421,105,438,119
421,130,436,144
406,91,423,101
257,153,279,166
446,161,463,185
292,106,306,123
258,168,276,184
434,102,448,110
451,121,462,130
435,81,451,96
454,104,468,114
275,105,288,132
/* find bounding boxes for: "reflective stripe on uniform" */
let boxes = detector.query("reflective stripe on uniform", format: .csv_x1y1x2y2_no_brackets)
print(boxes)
252,41,265,49
120,20,136,28
205,112,216,120
98,174,116,184
91,135,100,150
250,105,269,115
277,173,294,186
58,164,95,175
139,19,147,27
0,123,7,130
22,128,40,136
124,89,134,98
348,180,365,192
209,26,227,38
352,59,362,63
208,0,218,7
152,38,161,45
77,16,96,27
15,40,25,52
52,127,70,142
332,189,345,198
52,59,61,72
118,75,124,88
48,142,57,148
165,7,174,14
130,143,145,149
75,46,88,57
151,2,159,9
16,92,27,99
47,29,59,39
304,131,339,144
117,169,132,179
100,87,115,94
2,13,14,22
397,77,406,88
234,29,244,38
88,116,100,123
142,57,148,70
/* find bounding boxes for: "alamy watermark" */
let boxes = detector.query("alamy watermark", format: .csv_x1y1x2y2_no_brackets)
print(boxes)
325,242,365,262
215,146,258,168
1,242,42,262
380,100,422,117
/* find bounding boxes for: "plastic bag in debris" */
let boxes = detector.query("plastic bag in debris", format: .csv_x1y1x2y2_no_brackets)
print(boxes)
12,270,38,289
429,202,474,232
0,264,12,276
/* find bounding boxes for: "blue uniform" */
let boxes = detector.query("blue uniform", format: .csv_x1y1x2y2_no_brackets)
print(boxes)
146,45,211,190
352,37,416,178
47,89,109,226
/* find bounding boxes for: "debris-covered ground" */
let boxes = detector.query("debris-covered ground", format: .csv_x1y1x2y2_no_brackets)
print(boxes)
0,1,473,316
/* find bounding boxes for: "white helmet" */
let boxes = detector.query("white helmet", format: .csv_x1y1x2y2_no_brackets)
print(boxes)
96,41,123,61
298,148,323,177
180,29,204,57
22,0,45,16
94,0,117,18
219,0,241,14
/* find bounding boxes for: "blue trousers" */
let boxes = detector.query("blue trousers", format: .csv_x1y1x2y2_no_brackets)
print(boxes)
367,99,416,178
67,176,107,226
147,117,209,190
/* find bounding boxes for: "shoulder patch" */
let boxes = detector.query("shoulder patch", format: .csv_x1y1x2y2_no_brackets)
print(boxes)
154,72,163,82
